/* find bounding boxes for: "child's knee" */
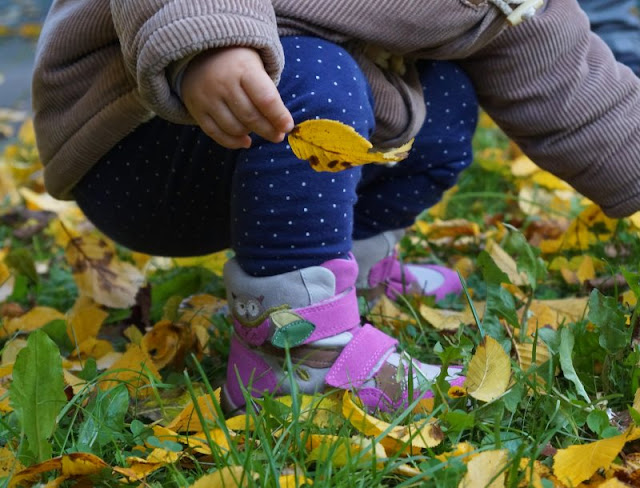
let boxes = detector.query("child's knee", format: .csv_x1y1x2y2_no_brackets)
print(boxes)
279,36,375,137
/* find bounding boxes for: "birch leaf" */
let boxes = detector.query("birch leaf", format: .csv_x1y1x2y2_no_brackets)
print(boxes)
66,296,108,347
1,306,65,338
65,235,144,308
464,336,511,402
553,429,630,486
166,390,222,432
288,119,413,172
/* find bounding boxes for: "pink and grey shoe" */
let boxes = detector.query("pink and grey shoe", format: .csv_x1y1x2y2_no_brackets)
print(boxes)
221,255,464,413
352,230,463,301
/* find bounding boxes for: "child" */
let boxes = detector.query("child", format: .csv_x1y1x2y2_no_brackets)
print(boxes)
33,0,640,412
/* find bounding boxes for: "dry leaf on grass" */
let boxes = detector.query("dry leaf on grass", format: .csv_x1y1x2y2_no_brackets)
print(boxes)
553,428,633,486
65,235,144,308
464,336,511,403
458,449,508,488
166,390,222,432
9,453,108,488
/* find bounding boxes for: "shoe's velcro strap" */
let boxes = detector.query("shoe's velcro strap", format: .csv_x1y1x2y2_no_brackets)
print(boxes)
297,287,362,344
325,324,398,389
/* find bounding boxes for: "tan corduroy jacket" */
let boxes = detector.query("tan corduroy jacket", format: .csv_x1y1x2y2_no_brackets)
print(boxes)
33,0,640,217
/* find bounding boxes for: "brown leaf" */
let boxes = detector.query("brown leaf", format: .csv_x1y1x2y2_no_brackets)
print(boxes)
65,235,144,308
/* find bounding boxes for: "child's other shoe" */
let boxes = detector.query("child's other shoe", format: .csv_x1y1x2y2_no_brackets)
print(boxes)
221,255,464,413
352,230,462,301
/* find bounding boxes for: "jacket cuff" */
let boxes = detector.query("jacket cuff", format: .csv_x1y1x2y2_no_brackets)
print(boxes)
136,14,284,124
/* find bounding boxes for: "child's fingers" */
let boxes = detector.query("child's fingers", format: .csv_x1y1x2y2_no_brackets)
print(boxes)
209,100,251,137
241,70,294,134
199,112,251,149
226,87,286,143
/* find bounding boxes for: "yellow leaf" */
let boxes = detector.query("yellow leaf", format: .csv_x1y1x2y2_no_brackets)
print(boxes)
342,392,443,455
486,240,528,286
1,306,65,338
458,449,508,488
553,429,630,486
66,296,108,347
0,363,14,378
541,297,589,324
515,341,551,372
576,255,596,283
0,445,24,480
511,155,539,178
419,305,476,331
141,319,196,370
71,337,114,359
63,370,87,395
225,414,256,431
415,218,481,240
633,388,640,413
166,390,221,432
174,251,231,276
288,119,413,172
518,458,549,488
0,386,11,413
305,434,386,467
540,205,616,253
598,479,633,488
464,336,511,402
279,473,314,487
530,171,572,191
369,294,414,330
65,235,144,309
1,338,27,365
182,429,232,455
100,344,160,396
9,453,107,488
622,290,637,308
189,466,257,488
435,442,475,463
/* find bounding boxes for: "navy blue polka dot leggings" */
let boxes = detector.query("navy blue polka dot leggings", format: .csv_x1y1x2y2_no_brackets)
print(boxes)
73,36,478,276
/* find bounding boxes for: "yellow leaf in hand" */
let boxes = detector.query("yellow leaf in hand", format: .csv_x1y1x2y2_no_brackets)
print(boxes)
65,235,144,308
288,119,413,172
553,429,631,486
464,336,511,402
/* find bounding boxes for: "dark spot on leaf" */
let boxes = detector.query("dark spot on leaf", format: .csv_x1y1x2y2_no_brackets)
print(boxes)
309,156,319,166
328,160,339,168
341,162,353,169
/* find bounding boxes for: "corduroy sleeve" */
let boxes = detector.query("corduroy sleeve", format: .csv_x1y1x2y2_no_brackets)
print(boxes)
111,0,284,123
459,0,640,218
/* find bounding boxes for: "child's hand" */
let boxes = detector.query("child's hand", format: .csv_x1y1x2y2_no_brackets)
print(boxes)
182,47,294,149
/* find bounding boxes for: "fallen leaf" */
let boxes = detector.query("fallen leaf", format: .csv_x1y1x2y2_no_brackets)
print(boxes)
369,295,414,330
464,336,511,402
66,296,108,347
9,453,108,488
288,119,413,172
166,390,222,432
419,305,476,331
99,344,160,397
305,434,387,467
65,235,144,308
342,392,443,455
553,429,631,486
0,445,24,480
486,240,527,286
1,306,65,338
188,466,257,488
458,449,508,488
540,205,617,253
141,319,196,370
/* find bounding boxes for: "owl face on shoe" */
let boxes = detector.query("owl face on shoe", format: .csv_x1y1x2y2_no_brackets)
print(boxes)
230,292,286,328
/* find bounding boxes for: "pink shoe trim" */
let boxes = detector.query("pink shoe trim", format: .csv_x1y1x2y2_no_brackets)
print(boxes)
368,254,462,301
226,336,278,408
300,287,361,344
320,254,359,295
233,286,361,346
325,324,398,389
